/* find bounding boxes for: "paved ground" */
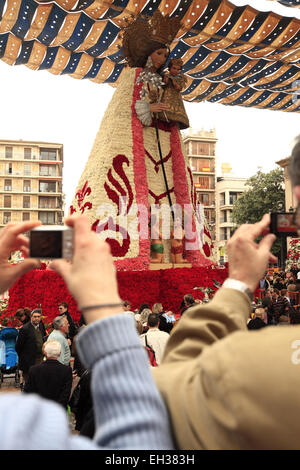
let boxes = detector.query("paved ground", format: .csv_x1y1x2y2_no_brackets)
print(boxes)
0,373,20,390
0,371,78,431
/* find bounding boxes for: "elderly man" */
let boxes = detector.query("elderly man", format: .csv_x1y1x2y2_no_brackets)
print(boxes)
153,138,300,449
24,340,72,409
48,316,71,366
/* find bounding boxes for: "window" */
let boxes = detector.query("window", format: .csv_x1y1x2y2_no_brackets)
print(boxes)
3,212,11,224
4,195,11,208
197,176,210,189
4,179,12,191
5,163,12,174
40,149,57,161
220,192,226,206
191,158,213,173
198,159,212,172
191,142,210,155
229,192,238,205
5,147,12,159
39,164,56,177
199,193,209,205
39,181,56,193
221,211,227,223
38,212,55,224
24,163,31,176
220,228,228,241
23,180,31,192
39,196,56,209
204,209,214,222
22,212,30,221
24,148,31,160
23,196,30,208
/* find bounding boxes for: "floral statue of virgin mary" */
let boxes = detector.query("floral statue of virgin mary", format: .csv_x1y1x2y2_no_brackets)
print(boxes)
70,11,213,270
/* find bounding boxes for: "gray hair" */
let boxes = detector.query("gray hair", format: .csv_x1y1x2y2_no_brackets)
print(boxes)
288,135,300,187
52,315,67,330
43,340,61,358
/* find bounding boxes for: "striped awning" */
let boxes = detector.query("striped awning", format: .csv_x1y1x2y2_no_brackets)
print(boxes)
0,0,299,112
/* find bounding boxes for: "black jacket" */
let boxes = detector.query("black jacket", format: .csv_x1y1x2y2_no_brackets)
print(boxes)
73,370,93,431
59,310,77,340
15,322,45,373
247,318,267,330
24,359,73,408
158,312,173,334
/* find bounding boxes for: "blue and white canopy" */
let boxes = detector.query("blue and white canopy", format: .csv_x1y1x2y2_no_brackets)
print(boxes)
0,0,299,112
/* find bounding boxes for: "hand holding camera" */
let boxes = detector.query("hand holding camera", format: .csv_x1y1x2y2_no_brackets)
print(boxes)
49,215,123,325
0,221,42,295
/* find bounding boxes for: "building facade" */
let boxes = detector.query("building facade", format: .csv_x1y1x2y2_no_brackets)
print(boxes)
182,128,217,241
276,157,297,211
215,176,247,264
0,139,64,228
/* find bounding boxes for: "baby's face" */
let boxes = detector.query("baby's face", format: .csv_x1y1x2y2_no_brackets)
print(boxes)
170,64,181,75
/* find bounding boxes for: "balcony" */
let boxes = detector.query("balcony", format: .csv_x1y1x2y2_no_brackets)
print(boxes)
195,186,215,192
38,206,63,211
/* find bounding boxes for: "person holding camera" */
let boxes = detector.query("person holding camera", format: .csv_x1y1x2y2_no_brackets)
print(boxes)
152,136,300,449
0,218,173,450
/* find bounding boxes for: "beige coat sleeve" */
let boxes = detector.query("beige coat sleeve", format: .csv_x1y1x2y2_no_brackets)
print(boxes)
154,288,300,449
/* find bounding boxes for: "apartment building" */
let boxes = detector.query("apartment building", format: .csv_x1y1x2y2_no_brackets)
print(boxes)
215,176,247,264
0,139,64,228
182,128,217,240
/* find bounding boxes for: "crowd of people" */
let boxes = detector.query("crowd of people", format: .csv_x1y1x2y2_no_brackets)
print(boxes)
247,270,300,328
0,135,300,450
0,216,174,450
7,292,201,435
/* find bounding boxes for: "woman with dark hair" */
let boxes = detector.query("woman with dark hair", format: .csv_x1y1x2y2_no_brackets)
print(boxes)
70,11,212,268
139,303,150,314
16,307,47,340
15,307,31,326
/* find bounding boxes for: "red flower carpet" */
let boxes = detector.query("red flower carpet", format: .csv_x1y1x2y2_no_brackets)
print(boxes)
8,266,229,323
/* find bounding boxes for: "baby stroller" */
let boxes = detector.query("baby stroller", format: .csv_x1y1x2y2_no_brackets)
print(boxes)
0,327,20,388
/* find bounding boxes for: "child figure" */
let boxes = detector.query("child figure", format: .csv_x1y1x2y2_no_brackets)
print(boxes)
158,58,189,130
170,216,189,264
150,213,164,264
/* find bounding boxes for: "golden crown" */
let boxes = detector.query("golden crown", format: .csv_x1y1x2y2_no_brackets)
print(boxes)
121,11,181,68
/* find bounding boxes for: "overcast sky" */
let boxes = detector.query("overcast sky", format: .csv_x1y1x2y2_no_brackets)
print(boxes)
0,0,299,211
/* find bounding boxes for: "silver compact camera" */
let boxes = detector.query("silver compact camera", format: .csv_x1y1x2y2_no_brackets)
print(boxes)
29,225,73,259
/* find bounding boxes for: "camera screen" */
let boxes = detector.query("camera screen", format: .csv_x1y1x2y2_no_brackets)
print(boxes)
276,213,297,233
30,230,63,258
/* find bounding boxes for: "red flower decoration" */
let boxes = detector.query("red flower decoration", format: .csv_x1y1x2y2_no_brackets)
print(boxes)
8,266,229,321
70,181,92,215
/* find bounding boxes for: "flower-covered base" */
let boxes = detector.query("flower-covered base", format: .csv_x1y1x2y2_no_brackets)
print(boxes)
286,238,300,271
7,266,228,324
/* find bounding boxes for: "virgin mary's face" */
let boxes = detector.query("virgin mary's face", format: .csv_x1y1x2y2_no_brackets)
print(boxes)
150,48,169,70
